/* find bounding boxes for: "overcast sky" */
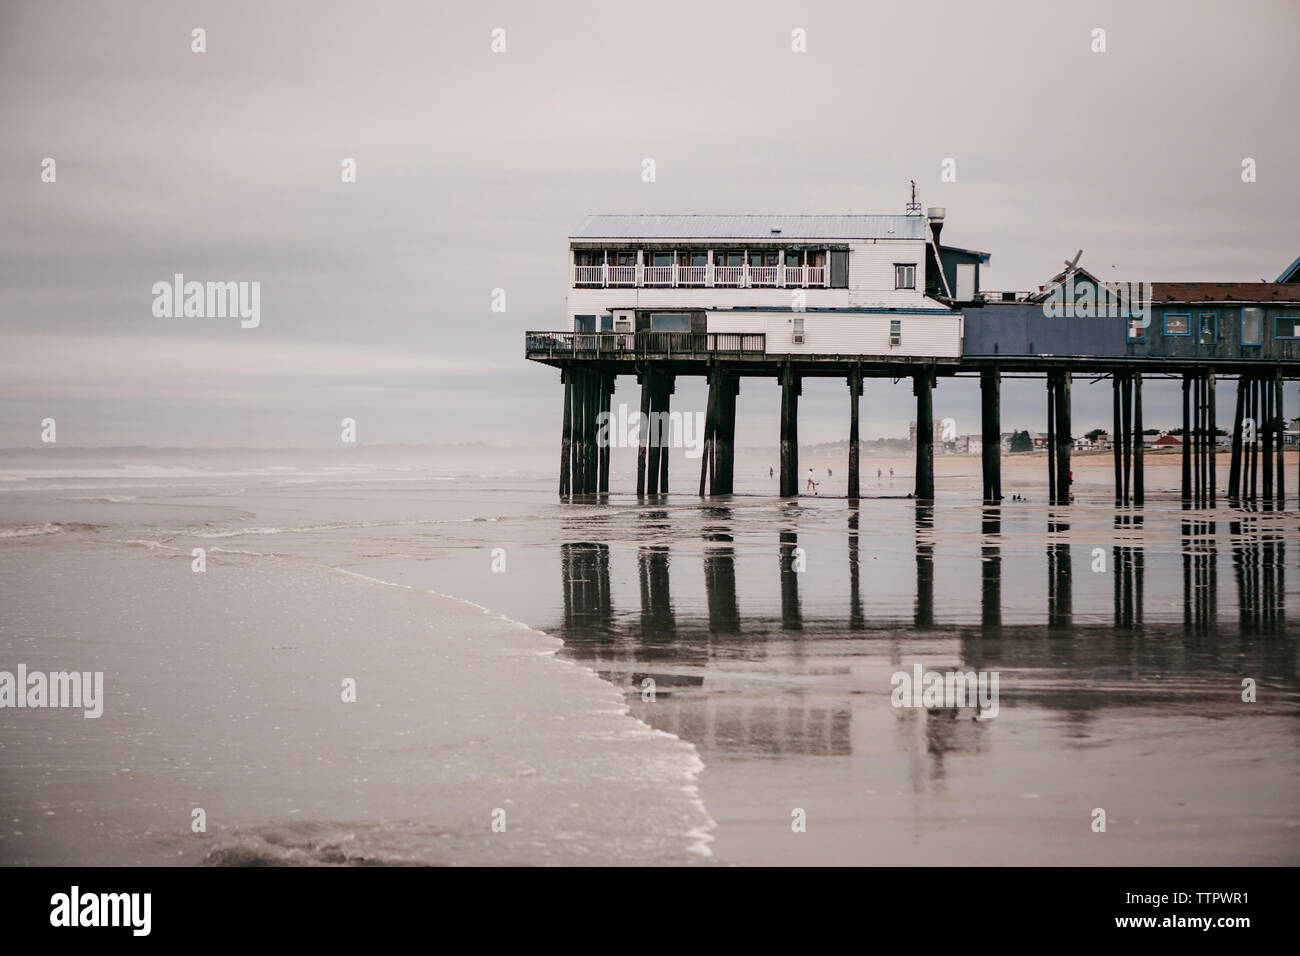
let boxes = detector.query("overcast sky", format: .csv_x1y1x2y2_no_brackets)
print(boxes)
2,0,1297,449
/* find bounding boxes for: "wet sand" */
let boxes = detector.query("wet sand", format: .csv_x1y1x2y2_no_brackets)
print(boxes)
1,447,1297,865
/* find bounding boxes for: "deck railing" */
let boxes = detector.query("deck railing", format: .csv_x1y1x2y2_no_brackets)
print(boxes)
525,330,766,358
643,265,673,286
571,262,829,289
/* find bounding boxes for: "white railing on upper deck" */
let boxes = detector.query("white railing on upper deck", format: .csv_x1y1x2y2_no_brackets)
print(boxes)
572,262,832,289
714,265,744,287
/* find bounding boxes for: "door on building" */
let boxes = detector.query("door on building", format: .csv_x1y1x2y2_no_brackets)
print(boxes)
957,263,976,301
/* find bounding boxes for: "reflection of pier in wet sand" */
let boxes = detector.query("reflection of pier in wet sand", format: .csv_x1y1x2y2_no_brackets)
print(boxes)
553,504,1294,762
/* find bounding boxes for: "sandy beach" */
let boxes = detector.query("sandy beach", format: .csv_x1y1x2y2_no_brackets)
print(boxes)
3,446,1295,866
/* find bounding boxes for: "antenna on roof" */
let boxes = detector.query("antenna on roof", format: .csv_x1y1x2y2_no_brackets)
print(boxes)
905,180,922,217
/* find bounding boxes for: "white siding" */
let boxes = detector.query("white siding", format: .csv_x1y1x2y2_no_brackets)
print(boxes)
707,311,962,358
847,239,927,305
565,237,937,325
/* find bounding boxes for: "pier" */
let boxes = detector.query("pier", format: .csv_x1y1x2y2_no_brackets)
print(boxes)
530,212,1300,507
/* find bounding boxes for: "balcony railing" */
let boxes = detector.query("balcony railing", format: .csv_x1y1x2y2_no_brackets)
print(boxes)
571,262,830,289
525,330,766,358
643,265,673,286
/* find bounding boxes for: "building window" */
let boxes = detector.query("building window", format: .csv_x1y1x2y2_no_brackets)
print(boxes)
1276,316,1300,339
1242,307,1262,345
889,318,902,347
894,264,916,289
1163,312,1190,336
1127,317,1146,342
574,315,597,333
1198,312,1217,345
648,312,691,332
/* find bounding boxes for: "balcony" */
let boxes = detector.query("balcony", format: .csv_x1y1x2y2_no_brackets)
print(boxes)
572,262,829,289
526,330,766,359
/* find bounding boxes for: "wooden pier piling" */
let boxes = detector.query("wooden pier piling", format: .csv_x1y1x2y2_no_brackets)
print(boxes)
559,370,573,496
914,371,934,500
980,368,1001,503
847,367,862,500
779,365,800,497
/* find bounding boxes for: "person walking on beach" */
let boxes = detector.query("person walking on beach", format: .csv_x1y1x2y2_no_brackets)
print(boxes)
889,467,894,481
806,467,818,494
877,467,882,483
770,466,774,479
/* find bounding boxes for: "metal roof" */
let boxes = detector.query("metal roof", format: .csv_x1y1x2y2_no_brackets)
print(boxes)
1151,282,1300,304
570,214,927,241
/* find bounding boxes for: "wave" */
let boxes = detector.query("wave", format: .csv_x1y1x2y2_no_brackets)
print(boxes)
0,522,61,538
0,522,107,538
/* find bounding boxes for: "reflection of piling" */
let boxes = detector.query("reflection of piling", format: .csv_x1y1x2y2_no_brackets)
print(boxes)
637,545,675,638
779,529,802,630
981,507,1001,631
849,508,864,630
1047,540,1072,629
703,539,740,634
914,506,935,627
561,542,613,634
1232,519,1287,633
1112,514,1144,629
1181,520,1217,633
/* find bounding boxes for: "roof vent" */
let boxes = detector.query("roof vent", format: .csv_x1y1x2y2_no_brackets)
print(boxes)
927,207,946,222
770,226,782,233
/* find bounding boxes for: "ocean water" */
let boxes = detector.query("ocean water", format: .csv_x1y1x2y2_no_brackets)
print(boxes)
1,447,1297,865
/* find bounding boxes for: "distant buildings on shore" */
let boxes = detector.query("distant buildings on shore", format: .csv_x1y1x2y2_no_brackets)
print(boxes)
906,418,1299,454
